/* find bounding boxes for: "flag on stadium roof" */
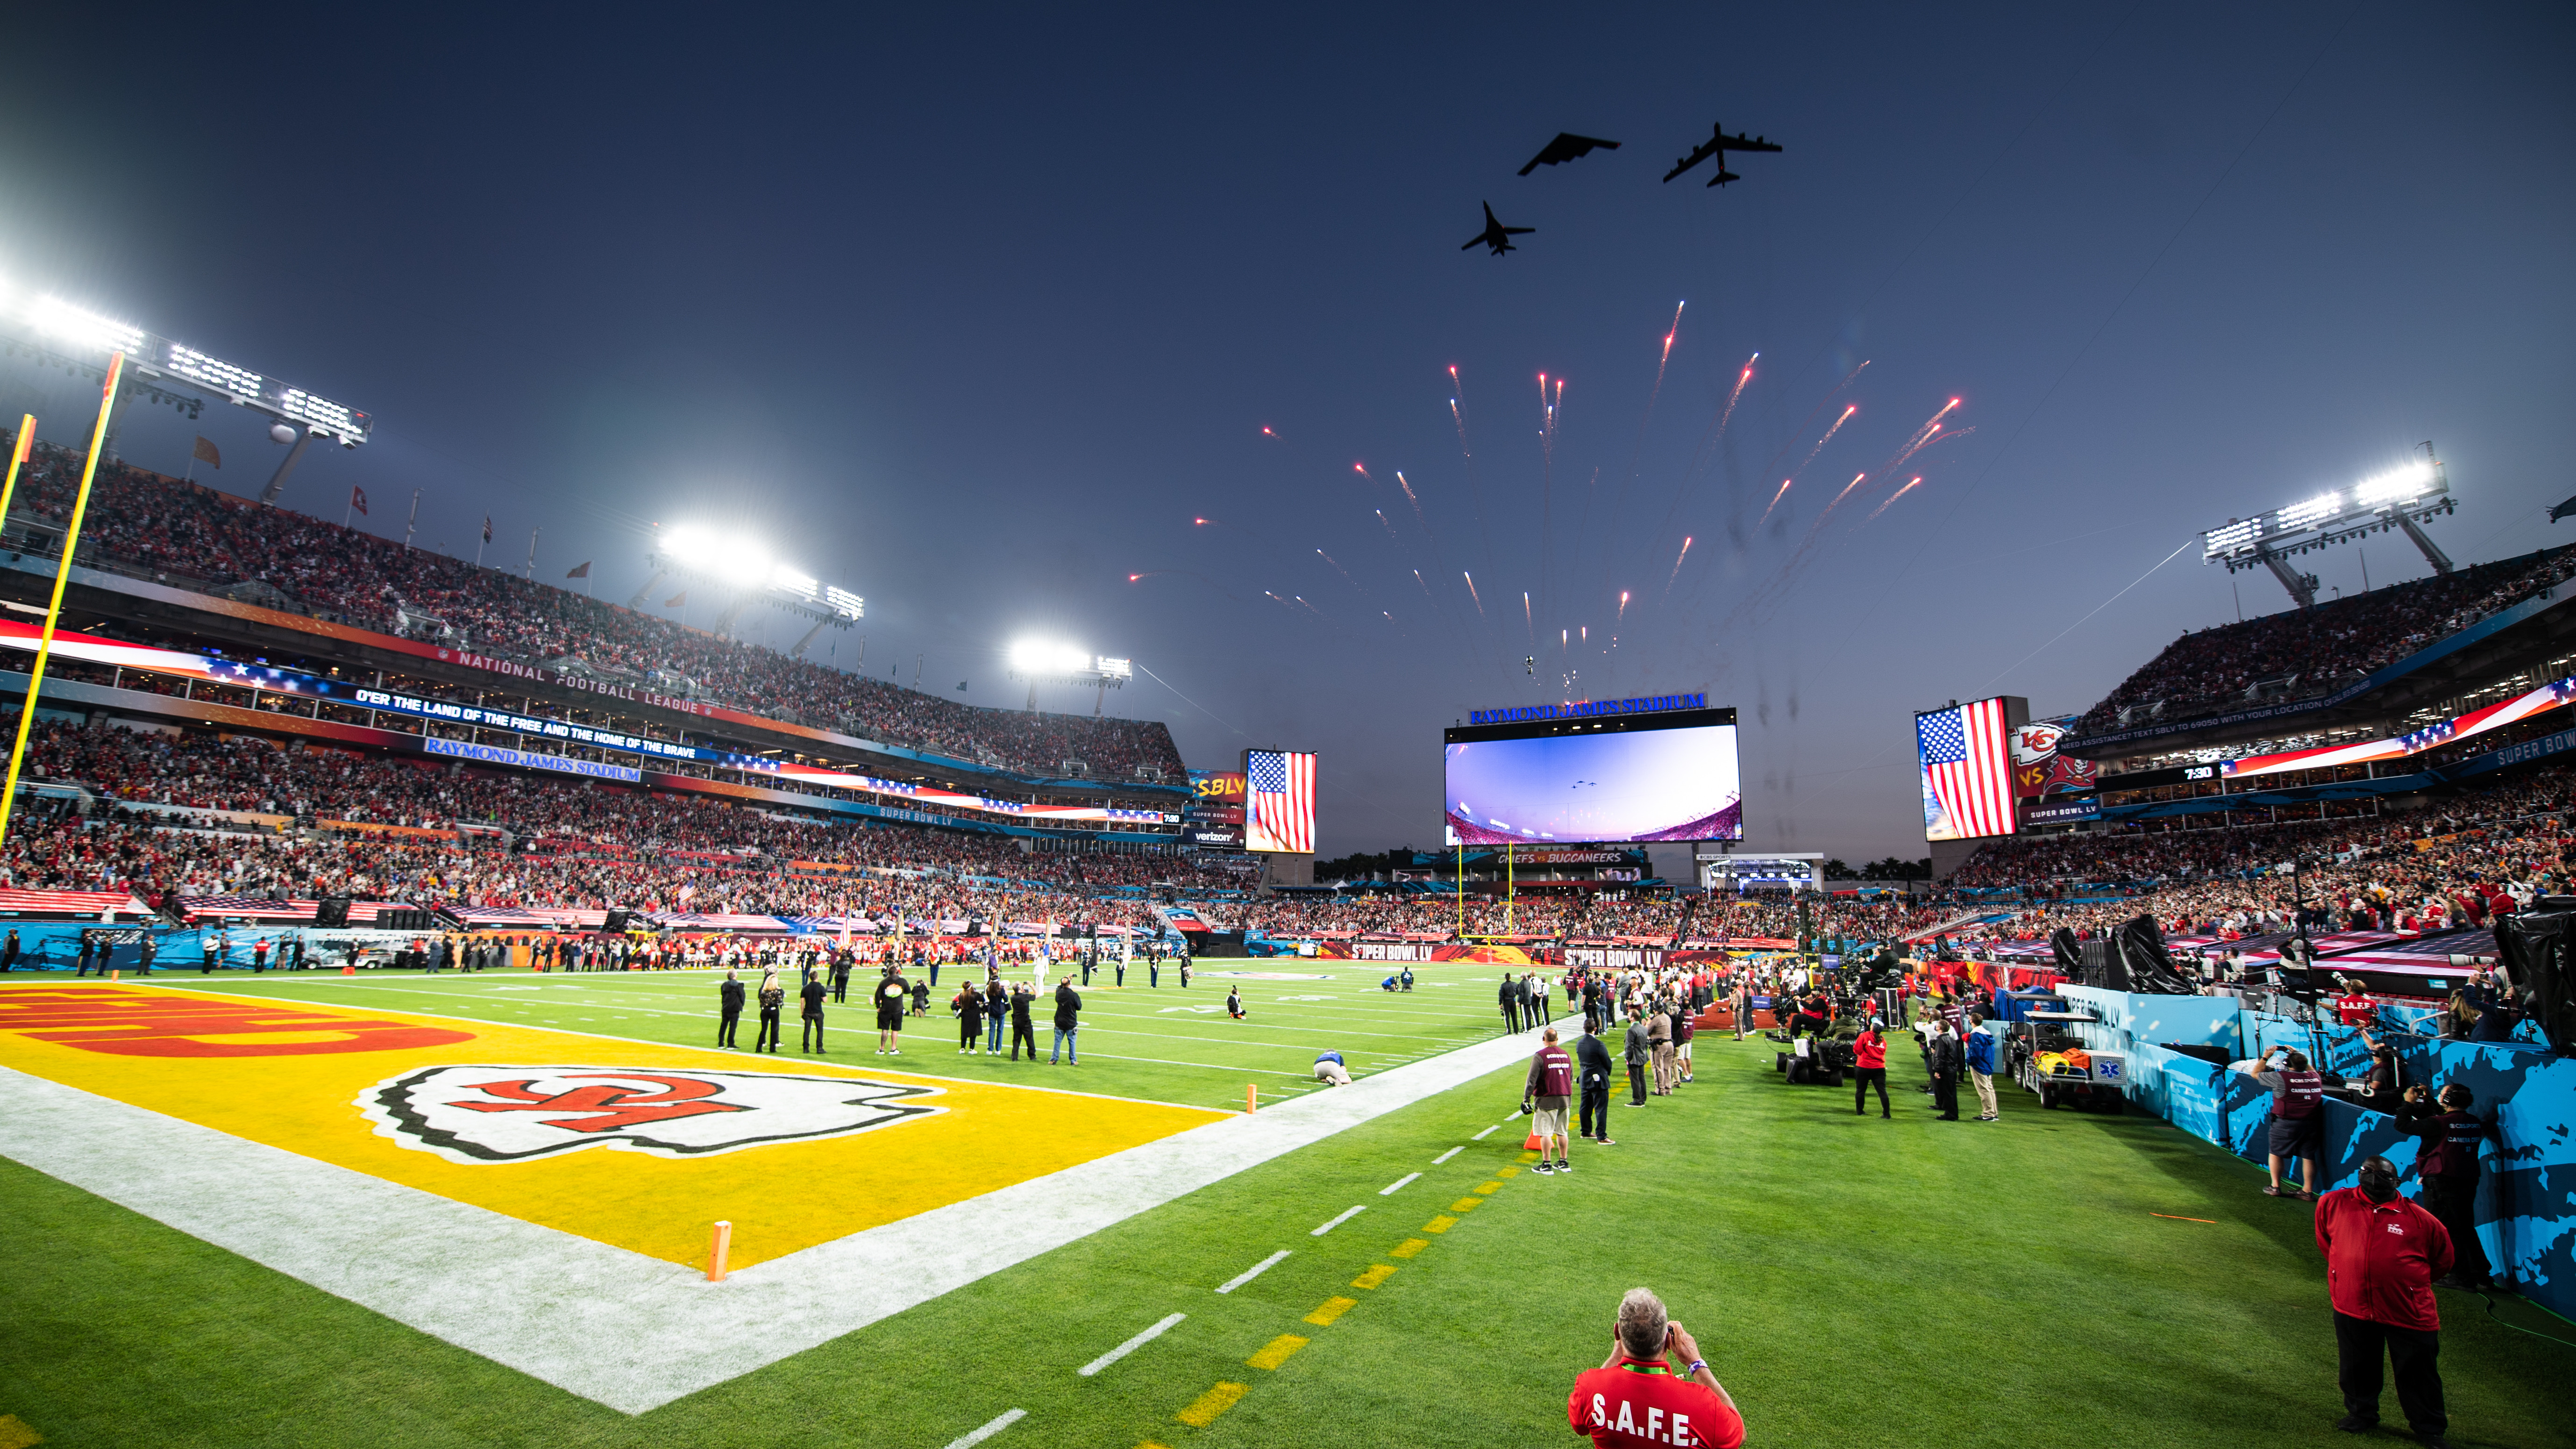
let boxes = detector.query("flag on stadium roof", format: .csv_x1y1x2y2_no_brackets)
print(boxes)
566,561,591,579
350,485,368,516
191,435,221,469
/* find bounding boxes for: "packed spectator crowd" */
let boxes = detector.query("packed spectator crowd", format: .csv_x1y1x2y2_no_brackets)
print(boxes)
1946,768,2570,946
2071,543,2576,735
1,435,1185,781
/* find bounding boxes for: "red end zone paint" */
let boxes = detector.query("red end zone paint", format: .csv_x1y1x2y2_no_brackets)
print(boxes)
0,989,475,1057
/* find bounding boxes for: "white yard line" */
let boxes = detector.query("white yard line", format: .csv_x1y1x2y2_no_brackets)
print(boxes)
1471,1123,1501,1139
942,1408,1026,1449
1433,1146,1463,1164
1076,1312,1187,1376
0,1013,1546,1415
1213,1250,1292,1294
1379,1172,1420,1195
1309,1205,1367,1236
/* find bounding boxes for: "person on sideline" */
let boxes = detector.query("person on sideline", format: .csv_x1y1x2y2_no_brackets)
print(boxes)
1226,984,1247,1019
2236,1045,2340,1200
799,969,828,1053
2316,1156,2454,1447
1623,1010,1651,1107
2399,1084,2495,1291
1523,1027,1574,1174
1314,1049,1352,1087
1852,1019,1892,1119
1566,1288,1746,1449
1009,981,1039,1061
754,969,785,1054
717,969,745,1049
1050,975,1082,1064
875,968,909,1055
1928,1021,1963,1121
1964,1012,2001,1122
1501,975,1523,1035
1576,1018,1617,1146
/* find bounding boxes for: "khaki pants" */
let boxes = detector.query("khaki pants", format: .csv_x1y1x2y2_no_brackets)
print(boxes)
1651,1043,1676,1094
1970,1070,1998,1117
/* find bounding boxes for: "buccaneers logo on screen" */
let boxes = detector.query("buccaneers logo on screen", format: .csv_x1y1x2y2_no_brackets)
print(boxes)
361,1065,940,1164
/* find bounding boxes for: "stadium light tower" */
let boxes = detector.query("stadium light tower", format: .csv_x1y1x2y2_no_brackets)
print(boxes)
0,288,370,504
635,525,860,652
1007,639,1131,716
2200,444,2454,609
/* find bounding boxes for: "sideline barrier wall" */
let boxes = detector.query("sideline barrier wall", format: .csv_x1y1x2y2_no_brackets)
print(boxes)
2054,987,2573,1322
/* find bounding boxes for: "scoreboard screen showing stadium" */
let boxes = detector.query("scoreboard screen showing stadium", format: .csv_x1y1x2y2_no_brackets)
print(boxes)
1442,707,1741,845
1242,749,1316,854
1917,696,2025,842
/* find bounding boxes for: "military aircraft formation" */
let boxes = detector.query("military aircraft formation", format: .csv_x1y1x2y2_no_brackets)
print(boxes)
1466,121,1782,256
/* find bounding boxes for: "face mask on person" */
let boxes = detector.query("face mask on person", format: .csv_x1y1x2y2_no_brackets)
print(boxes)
2356,1159,2400,1203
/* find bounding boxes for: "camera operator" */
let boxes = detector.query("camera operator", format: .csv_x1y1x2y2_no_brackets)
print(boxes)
1566,1288,1745,1449
2234,1045,2342,1200
2399,1084,2495,1292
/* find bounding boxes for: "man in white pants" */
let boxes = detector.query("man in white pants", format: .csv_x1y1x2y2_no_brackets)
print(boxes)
1314,1049,1352,1087
1964,1012,2001,1122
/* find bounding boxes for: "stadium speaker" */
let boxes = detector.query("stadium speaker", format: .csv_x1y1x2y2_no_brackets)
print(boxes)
2078,940,2125,991
314,896,352,929
603,909,633,933
2112,914,2194,995
2496,909,2576,1056
2049,928,2083,976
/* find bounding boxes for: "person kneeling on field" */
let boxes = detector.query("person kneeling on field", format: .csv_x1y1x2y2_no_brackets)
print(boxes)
1568,1287,1745,1449
1314,1049,1351,1086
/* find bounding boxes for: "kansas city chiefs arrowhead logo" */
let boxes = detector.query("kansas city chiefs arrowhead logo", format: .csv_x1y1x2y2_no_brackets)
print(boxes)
361,1065,940,1163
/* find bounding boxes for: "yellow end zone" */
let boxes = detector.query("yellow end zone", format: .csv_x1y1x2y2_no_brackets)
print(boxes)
0,984,1224,1269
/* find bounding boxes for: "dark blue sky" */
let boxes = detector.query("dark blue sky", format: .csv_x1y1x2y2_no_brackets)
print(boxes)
2,3,2569,861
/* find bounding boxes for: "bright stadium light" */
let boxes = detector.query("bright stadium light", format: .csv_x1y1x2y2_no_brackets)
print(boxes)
1009,639,1092,675
1007,639,1130,715
29,295,146,355
641,525,860,646
2200,446,2455,608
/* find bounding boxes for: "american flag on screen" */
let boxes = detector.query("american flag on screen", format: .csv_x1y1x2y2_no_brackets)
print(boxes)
1245,748,1316,853
1917,699,2016,840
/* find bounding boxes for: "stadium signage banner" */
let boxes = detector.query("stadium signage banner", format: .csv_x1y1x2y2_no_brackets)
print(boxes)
422,736,645,782
2023,799,2102,827
1468,693,1705,725
356,688,717,765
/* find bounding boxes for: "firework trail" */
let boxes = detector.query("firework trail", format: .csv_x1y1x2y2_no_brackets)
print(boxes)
1716,353,1756,439
1462,571,1486,616
1523,590,1534,645
1865,476,1924,523
1374,509,1399,540
1352,462,1374,487
1414,569,1433,596
1617,589,1630,623
1315,548,1366,593
1664,535,1695,592
1395,469,1431,536
1451,364,1497,581
1792,404,1858,477
1754,478,1795,529
1812,470,1871,526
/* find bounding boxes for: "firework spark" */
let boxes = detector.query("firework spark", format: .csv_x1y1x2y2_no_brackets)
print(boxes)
1665,535,1695,591
1617,589,1630,623
1865,476,1924,523
1414,569,1433,596
1462,571,1485,615
1755,478,1794,529
1792,404,1858,477
1715,352,1756,440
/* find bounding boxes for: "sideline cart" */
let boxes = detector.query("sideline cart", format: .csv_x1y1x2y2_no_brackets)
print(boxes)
2014,1007,2127,1113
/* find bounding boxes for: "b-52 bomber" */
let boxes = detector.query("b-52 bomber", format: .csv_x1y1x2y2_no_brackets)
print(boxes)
1663,123,1782,188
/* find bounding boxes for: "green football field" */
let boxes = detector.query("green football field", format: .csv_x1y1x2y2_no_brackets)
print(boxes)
1,963,2569,1449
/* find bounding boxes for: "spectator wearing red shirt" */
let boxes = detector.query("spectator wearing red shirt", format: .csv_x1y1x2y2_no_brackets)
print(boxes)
1567,1288,1744,1449
2315,1156,2454,1445
2334,986,2376,1027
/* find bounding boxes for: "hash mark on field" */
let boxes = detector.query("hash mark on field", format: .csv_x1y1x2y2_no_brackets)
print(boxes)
1378,1172,1420,1195
1471,1123,1500,1140
1078,1312,1187,1376
1433,1146,1463,1164
0,1414,37,1449
1352,1264,1397,1289
1214,1250,1291,1294
941,1407,1025,1449
1473,1181,1501,1195
1449,1197,1481,1213
1175,1382,1248,1427
1494,1165,1519,1178
1310,1205,1366,1236
1246,1333,1309,1370
1303,1296,1358,1326
1390,1237,1430,1258
1423,1215,1458,1233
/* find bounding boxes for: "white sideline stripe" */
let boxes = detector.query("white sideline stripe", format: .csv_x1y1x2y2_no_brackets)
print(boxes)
1379,1172,1420,1195
1214,1250,1291,1294
943,1407,1025,1448
0,1017,1546,1415
1309,1204,1366,1236
1433,1146,1463,1164
1471,1123,1500,1140
1076,1312,1186,1376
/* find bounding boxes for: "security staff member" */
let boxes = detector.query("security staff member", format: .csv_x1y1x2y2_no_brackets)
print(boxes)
2315,1156,2452,1443
717,970,746,1049
799,971,828,1053
1501,975,1523,1034
74,932,97,978
2401,1084,2493,1291
1575,1019,1617,1145
1928,1024,1963,1121
1622,1011,1651,1106
829,952,852,1004
754,969,785,1053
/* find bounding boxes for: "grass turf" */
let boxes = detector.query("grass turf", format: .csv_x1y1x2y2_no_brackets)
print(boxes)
1,968,2569,1447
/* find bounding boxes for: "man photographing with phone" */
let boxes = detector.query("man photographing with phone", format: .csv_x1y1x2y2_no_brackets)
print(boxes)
1567,1287,1744,1448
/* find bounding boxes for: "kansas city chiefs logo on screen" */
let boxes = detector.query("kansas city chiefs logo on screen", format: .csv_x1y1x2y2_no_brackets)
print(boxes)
361,1065,940,1163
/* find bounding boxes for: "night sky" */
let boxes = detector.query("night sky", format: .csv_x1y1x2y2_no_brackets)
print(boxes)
2,4,2569,863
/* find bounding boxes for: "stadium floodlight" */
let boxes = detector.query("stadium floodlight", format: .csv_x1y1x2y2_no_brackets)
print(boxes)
638,524,860,650
1,290,371,451
1007,639,1131,714
2200,446,2454,608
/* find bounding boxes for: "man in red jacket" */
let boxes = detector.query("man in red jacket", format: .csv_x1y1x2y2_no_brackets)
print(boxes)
1567,1288,1745,1449
2315,1155,2453,1446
